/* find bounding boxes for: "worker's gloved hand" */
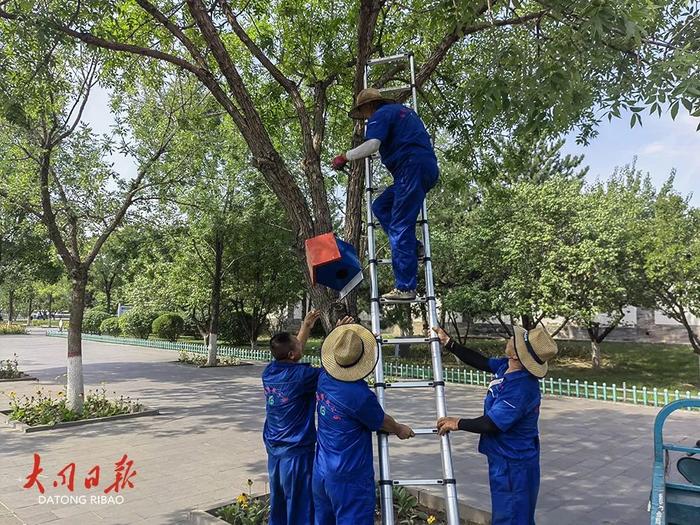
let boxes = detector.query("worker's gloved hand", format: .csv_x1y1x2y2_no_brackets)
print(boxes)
331,154,348,170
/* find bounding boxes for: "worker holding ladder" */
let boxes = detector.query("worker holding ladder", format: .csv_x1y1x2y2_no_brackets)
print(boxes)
333,87,439,302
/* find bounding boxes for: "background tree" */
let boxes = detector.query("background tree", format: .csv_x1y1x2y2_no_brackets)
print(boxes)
0,29,194,412
542,169,656,367
4,0,696,329
89,227,142,314
641,179,700,354
0,204,61,323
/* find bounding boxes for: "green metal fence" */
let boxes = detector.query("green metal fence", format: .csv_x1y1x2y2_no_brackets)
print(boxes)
46,331,699,408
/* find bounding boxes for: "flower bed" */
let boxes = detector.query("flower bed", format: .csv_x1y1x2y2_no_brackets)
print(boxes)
0,353,34,381
3,387,145,427
200,486,450,525
0,324,27,335
177,349,245,368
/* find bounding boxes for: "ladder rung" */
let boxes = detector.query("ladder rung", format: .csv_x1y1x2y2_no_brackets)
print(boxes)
411,428,438,435
380,296,427,305
379,86,411,96
382,381,435,389
367,54,410,66
376,258,427,265
392,479,445,487
382,336,437,345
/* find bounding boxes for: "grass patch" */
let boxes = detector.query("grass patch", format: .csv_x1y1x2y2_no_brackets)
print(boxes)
4,387,142,426
381,338,699,391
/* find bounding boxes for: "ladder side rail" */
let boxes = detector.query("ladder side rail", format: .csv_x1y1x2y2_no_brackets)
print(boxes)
408,53,418,112
365,64,395,525
421,203,460,525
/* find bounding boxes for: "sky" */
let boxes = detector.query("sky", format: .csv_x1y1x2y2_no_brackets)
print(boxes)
84,85,699,206
563,110,699,206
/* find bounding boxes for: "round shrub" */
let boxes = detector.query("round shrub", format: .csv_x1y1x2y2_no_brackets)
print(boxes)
83,309,111,334
118,309,158,339
152,313,184,342
99,317,121,336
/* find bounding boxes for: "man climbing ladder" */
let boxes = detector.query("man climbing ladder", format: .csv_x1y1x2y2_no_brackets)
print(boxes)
332,87,439,302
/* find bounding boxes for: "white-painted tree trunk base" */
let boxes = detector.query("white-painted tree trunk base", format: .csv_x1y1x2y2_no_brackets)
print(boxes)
67,354,84,413
207,333,218,367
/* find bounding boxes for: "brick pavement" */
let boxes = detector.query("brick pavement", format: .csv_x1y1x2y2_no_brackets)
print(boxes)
0,334,697,525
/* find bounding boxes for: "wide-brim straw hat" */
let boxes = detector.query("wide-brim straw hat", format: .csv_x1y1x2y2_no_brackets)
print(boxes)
348,88,395,119
321,324,378,382
512,325,559,378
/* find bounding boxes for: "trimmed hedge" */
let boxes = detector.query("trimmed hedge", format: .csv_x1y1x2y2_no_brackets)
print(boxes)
118,309,158,339
152,313,184,342
99,317,121,336
82,310,112,334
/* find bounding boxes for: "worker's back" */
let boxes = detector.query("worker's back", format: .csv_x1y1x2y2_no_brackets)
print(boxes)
366,103,436,172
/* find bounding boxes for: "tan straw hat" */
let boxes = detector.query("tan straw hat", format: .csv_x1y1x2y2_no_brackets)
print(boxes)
321,324,378,381
512,325,559,378
348,88,395,119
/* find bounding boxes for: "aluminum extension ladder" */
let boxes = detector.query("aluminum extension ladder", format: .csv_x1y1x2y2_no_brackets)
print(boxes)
363,52,460,525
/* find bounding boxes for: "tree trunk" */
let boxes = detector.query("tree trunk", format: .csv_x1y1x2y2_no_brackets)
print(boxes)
590,339,601,369
8,288,14,324
207,236,224,367
677,314,700,355
105,284,112,314
301,292,308,319
47,294,53,328
25,294,33,327
67,268,88,414
309,284,342,334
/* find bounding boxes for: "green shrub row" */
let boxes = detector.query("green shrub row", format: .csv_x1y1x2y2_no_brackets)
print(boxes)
83,308,185,341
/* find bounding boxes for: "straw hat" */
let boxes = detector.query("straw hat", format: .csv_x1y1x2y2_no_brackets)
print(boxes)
348,88,395,118
512,326,559,378
321,324,378,381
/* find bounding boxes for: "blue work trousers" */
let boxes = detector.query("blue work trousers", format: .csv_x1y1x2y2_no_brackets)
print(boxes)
372,156,439,291
312,471,375,525
488,454,540,525
268,451,314,525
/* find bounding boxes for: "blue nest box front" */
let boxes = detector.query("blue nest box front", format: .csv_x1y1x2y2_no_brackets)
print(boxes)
305,233,363,299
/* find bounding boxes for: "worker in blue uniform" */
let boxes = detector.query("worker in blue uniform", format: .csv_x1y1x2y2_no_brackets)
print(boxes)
262,309,352,525
432,325,559,525
313,323,415,525
332,88,439,302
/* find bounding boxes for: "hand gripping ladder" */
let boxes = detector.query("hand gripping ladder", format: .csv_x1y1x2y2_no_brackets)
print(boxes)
363,53,460,525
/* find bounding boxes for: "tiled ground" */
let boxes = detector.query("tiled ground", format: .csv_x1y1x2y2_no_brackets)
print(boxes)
0,334,697,524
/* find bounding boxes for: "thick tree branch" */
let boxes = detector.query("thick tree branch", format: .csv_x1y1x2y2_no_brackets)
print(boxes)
86,132,174,266
37,147,75,269
343,0,385,254
135,0,209,69
53,57,99,146
411,10,547,95
214,0,331,230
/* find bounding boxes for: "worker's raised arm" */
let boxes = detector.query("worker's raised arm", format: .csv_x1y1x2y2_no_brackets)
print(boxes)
432,327,491,372
345,138,381,161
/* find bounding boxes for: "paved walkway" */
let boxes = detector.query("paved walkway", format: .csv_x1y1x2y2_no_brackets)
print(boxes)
0,334,697,525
